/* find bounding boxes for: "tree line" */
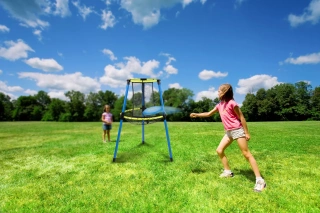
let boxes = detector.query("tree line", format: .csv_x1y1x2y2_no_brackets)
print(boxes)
0,81,319,122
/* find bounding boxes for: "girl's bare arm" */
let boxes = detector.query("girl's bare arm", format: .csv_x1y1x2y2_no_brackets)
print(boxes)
190,107,218,118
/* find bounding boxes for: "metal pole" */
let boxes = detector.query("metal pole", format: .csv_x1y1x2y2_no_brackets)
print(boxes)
113,79,130,162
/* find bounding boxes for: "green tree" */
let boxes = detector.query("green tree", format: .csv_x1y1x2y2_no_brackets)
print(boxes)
12,96,39,121
293,81,312,120
310,86,320,120
65,90,85,121
0,92,13,121
42,98,66,121
273,83,296,121
241,93,258,121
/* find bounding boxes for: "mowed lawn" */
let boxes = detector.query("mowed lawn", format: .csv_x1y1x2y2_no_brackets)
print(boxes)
0,121,319,212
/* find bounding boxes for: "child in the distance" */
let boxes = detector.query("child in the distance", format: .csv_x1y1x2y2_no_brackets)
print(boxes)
101,105,113,143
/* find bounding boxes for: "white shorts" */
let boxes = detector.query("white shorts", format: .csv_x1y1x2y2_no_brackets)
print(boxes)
225,127,245,140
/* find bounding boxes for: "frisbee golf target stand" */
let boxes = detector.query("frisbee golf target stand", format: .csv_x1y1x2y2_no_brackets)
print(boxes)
113,78,173,162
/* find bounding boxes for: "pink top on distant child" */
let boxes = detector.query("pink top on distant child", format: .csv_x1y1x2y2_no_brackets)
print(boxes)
102,112,112,123
216,99,242,130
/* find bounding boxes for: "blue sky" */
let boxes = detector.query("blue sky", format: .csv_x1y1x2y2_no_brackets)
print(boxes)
0,0,320,104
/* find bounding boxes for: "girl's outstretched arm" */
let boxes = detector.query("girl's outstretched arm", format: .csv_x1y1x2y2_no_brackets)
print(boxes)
190,107,218,118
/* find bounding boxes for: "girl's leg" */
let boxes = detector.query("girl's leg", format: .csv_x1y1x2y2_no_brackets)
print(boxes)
103,130,106,142
107,130,110,142
216,135,233,170
236,137,261,177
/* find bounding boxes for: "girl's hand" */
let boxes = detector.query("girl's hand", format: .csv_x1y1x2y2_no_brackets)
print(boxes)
245,133,250,141
190,113,197,118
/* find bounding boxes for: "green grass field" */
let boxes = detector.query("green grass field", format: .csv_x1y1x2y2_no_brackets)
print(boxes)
0,121,320,213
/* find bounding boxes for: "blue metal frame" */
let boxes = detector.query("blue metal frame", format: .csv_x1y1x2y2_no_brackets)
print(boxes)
112,78,173,162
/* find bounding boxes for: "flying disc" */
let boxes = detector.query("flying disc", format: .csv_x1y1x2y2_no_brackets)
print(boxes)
142,106,181,116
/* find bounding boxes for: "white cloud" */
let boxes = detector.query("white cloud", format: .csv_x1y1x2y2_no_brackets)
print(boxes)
53,0,71,17
0,39,34,61
0,24,10,32
24,89,38,95
72,1,94,20
24,57,64,72
164,65,178,74
281,52,320,65
169,83,182,89
0,69,2,74
120,0,197,29
100,10,116,30
102,49,117,60
100,56,161,88
0,80,24,93
200,0,207,4
161,53,178,75
33,29,42,40
0,0,50,28
18,72,101,93
198,69,228,80
236,74,281,95
195,87,218,101
48,91,68,100
288,0,320,27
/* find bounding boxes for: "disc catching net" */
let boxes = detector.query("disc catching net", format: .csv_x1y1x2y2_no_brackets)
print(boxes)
123,79,163,125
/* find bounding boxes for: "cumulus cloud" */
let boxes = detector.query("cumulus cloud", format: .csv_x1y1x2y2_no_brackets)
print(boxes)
24,57,64,72
99,56,160,88
288,0,320,27
102,49,117,61
18,72,101,93
0,0,51,28
161,53,178,75
100,10,116,29
281,52,320,65
169,83,182,89
195,87,218,101
0,39,34,61
53,0,71,17
24,89,38,95
198,69,228,80
0,24,10,32
72,1,95,20
33,29,42,40
48,90,69,100
0,80,24,93
236,74,281,95
120,0,196,29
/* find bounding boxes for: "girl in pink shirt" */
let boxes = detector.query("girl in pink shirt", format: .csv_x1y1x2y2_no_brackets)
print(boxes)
190,84,266,192
102,105,113,143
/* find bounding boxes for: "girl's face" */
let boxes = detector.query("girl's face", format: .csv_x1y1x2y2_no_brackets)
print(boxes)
105,106,110,112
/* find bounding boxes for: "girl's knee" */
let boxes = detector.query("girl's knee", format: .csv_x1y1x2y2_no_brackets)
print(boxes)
241,151,252,160
216,148,224,156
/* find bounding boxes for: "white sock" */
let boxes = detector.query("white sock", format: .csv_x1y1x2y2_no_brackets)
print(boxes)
256,177,264,183
224,170,232,174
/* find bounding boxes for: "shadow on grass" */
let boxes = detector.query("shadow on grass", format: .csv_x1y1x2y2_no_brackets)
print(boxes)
235,169,256,182
111,142,164,163
111,152,142,163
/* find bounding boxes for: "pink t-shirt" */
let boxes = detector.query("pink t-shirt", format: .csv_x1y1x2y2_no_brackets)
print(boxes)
102,112,112,124
215,100,242,130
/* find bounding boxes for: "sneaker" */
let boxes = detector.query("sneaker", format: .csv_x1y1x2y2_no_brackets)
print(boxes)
103,140,106,143
219,171,234,178
254,179,266,192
